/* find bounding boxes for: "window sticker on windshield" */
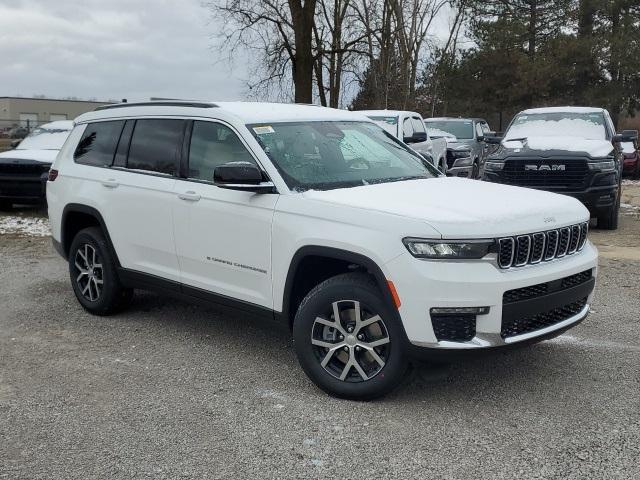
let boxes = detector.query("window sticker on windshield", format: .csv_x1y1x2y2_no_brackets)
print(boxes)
253,126,275,135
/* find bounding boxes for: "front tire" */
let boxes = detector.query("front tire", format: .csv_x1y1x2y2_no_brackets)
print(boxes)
472,160,480,179
293,273,409,400
68,227,133,315
598,181,621,230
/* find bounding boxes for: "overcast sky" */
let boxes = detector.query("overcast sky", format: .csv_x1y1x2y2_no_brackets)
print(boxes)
0,0,249,102
0,0,454,104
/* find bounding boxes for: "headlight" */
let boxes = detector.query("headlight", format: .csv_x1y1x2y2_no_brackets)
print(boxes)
484,161,504,171
403,238,494,259
588,160,615,172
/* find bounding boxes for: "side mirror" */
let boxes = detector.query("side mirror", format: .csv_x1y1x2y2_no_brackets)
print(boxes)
213,161,275,193
613,130,638,143
484,134,503,145
404,131,427,144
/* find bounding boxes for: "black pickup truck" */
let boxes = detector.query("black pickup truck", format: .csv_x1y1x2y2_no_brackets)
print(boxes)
483,107,637,230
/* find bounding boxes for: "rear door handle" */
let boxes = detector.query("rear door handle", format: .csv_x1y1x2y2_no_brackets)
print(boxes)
178,191,201,202
102,179,119,188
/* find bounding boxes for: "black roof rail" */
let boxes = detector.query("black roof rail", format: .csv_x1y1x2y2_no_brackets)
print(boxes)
95,101,218,111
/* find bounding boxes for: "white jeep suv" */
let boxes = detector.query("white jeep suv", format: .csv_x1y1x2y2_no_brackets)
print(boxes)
47,101,598,399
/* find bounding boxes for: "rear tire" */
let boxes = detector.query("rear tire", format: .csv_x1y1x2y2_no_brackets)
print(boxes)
68,227,133,315
293,272,409,400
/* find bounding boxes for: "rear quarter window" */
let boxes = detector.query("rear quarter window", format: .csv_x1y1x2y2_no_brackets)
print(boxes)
74,121,125,166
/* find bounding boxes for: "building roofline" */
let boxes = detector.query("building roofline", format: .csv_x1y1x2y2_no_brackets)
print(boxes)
0,96,110,104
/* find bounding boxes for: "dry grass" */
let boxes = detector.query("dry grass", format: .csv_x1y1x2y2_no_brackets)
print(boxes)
0,138,14,152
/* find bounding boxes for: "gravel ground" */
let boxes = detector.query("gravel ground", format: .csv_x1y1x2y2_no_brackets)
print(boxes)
1,193,639,479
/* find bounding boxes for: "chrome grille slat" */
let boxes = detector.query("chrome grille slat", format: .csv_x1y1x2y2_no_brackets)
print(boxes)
498,222,588,269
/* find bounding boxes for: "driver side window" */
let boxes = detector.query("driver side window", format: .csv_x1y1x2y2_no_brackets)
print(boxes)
188,121,256,182
403,118,414,138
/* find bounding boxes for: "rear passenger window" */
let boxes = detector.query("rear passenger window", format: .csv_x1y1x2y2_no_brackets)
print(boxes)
127,119,184,175
188,121,256,182
74,121,124,166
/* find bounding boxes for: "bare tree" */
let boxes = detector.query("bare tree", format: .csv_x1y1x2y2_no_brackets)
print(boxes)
210,0,317,103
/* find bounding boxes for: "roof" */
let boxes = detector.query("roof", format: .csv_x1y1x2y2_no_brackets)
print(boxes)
520,106,605,115
426,117,486,122
38,120,75,130
357,109,419,117
75,101,373,125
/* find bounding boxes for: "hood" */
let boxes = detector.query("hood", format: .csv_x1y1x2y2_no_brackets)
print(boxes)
500,136,613,158
446,139,474,149
302,178,589,238
0,149,59,164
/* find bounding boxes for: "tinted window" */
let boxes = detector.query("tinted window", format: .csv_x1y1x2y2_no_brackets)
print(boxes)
127,119,184,175
74,121,124,166
188,121,256,181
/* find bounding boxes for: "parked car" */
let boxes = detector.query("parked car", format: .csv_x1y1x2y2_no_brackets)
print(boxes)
483,107,637,230
48,101,597,399
621,140,639,178
358,110,448,172
0,120,74,209
8,126,29,139
425,117,493,179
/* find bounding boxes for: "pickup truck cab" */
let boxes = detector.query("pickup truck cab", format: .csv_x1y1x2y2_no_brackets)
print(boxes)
47,101,598,399
358,110,448,172
483,107,637,230
425,117,493,179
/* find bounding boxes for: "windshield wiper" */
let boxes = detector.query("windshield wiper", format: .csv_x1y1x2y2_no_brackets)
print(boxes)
370,175,429,184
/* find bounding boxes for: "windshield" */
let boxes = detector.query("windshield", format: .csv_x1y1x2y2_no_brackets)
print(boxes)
506,112,607,140
18,125,73,150
425,120,473,139
366,116,398,136
249,121,438,191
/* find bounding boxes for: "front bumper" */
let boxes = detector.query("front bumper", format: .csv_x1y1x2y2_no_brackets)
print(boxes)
385,241,598,349
562,185,618,217
446,164,473,178
0,171,48,203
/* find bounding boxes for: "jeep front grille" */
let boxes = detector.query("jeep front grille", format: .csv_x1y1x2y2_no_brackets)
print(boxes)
497,222,588,269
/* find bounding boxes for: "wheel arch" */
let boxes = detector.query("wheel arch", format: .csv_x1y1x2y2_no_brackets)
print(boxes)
281,246,404,335
61,204,120,266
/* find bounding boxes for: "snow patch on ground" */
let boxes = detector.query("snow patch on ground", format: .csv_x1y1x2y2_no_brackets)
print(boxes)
0,216,51,236
622,179,640,186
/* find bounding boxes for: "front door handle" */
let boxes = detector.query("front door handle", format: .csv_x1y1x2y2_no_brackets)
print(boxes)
178,191,201,202
102,179,119,188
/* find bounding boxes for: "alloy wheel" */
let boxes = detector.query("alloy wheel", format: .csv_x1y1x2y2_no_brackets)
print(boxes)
73,243,103,302
311,300,390,382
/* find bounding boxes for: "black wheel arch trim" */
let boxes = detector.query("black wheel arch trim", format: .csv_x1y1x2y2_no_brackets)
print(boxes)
281,245,410,343
60,203,121,267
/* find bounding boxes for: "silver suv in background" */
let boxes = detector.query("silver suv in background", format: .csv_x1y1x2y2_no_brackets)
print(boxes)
425,117,493,179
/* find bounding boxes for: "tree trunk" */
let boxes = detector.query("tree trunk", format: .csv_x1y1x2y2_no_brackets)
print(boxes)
289,0,318,103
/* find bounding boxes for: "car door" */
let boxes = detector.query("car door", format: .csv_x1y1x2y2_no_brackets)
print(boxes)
98,118,184,283
172,119,277,309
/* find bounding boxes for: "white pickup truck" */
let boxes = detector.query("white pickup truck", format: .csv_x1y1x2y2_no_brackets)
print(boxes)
358,110,448,172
